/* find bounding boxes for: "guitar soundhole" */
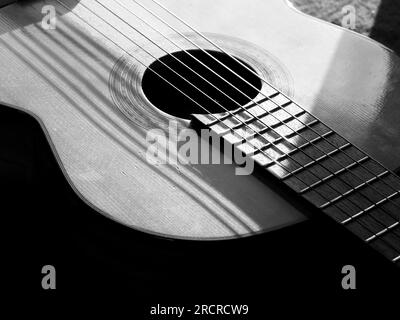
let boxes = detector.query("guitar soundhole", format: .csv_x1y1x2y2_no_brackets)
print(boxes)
142,50,262,119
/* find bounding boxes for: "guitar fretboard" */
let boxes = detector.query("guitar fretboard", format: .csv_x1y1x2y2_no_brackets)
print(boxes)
193,92,400,266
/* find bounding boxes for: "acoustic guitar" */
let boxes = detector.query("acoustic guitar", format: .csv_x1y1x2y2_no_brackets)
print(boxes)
1,0,400,284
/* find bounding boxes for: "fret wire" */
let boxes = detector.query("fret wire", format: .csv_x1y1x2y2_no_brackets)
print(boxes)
58,0,400,260
139,0,400,214
394,255,400,262
285,120,319,138
281,144,351,179
300,156,370,193
319,171,391,209
241,117,318,147
341,192,400,224
274,131,334,160
365,222,400,242
249,127,333,158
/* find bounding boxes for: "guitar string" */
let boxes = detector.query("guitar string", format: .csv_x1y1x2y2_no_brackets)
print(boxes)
139,0,400,209
101,0,400,240
84,0,400,243
54,0,400,256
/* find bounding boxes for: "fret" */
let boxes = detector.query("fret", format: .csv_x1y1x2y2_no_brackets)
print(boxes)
319,171,390,209
222,115,242,129
324,204,353,223
259,108,306,129
365,222,400,242
368,224,400,261
258,120,318,145
245,113,316,141
223,131,245,145
370,238,400,261
319,144,368,172
394,256,400,263
274,119,311,138
235,110,253,122
196,97,286,128
385,173,400,189
379,194,400,220
251,152,273,167
263,99,286,112
325,198,399,227
246,102,276,118
248,104,306,129
284,146,368,192
344,215,398,244
341,191,400,223
292,138,342,162
270,93,292,107
265,162,291,179
271,108,296,123
298,157,397,214
247,120,278,138
356,175,399,204
276,131,335,161
233,121,327,158
345,218,380,240
283,103,305,117
243,128,334,162
281,143,351,179
245,134,270,150
285,121,331,145
259,113,285,127
209,120,230,135
193,113,221,126
367,207,398,229
261,84,279,98
300,156,369,193
245,98,298,120
337,161,387,189
303,187,339,207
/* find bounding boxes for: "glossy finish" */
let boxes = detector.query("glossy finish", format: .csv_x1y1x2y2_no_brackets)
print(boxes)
0,0,399,239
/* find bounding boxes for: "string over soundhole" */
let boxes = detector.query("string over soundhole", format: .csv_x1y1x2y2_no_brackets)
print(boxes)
141,50,262,119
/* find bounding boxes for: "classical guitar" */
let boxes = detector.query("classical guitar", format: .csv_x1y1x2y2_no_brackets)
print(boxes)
1,0,400,273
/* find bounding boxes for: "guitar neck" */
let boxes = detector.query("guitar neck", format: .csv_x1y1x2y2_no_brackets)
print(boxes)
192,91,400,266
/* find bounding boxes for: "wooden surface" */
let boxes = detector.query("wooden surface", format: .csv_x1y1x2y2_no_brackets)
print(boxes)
0,0,399,239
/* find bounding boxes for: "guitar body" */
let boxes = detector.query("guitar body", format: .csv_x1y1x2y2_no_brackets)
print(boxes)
1,0,399,241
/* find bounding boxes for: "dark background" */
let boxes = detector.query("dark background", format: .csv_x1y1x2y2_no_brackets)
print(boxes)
2,0,400,315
